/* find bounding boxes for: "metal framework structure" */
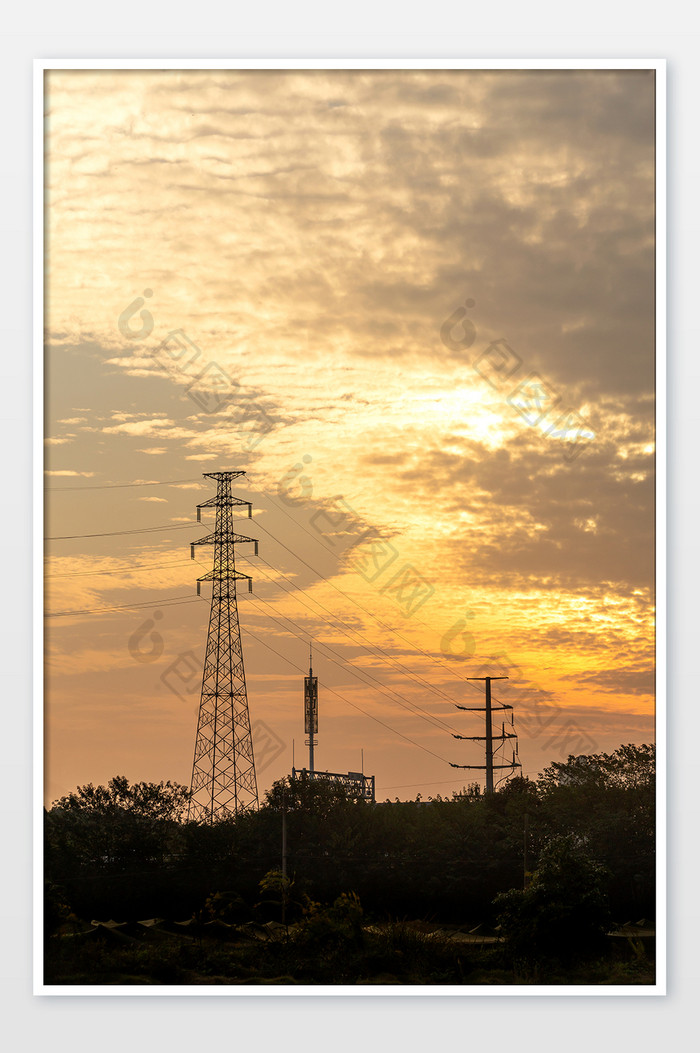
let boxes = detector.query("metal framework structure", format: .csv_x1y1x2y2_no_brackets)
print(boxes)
291,767,376,803
293,646,375,802
450,675,521,792
304,643,318,772
187,470,259,822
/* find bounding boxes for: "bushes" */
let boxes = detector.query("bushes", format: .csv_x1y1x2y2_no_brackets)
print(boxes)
44,746,655,927
494,834,611,966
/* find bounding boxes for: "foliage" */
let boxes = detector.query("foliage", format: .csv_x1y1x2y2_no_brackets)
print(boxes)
44,744,655,935
46,776,191,873
538,743,655,792
494,834,612,965
264,774,358,817
296,891,364,951
43,746,657,986
257,869,298,926
52,775,191,822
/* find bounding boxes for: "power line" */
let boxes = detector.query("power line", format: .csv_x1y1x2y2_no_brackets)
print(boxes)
378,779,477,791
245,556,459,734
253,484,346,558
254,517,503,704
45,522,195,541
45,476,203,492
46,595,205,618
45,474,502,703
243,619,451,766
45,558,192,579
243,583,457,738
192,549,457,736
44,478,501,703
48,535,457,737
43,483,511,715
252,552,463,712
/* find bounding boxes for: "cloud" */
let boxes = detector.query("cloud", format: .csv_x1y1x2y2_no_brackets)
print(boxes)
44,469,96,477
560,666,655,697
43,69,657,799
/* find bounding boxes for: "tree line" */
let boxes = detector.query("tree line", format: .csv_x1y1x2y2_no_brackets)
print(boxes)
44,743,654,934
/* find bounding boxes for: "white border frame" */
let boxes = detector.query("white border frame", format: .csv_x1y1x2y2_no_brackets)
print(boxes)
34,57,666,997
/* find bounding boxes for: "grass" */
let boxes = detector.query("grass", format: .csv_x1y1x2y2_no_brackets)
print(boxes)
43,919,655,987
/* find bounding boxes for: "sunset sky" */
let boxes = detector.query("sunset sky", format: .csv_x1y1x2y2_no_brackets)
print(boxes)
43,67,656,805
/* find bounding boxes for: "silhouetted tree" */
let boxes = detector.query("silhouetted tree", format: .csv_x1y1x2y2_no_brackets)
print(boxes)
494,833,612,965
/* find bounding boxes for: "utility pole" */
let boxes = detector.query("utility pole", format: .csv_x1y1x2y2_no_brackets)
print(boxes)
282,787,287,878
304,643,318,772
187,470,259,822
524,812,530,888
281,786,288,933
450,675,521,792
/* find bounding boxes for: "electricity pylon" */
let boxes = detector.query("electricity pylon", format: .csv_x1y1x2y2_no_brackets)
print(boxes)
187,470,259,822
450,675,521,792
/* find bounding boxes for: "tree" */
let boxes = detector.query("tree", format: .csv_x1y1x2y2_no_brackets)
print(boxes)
46,777,191,870
538,744,655,793
52,776,190,823
535,745,655,917
263,774,357,818
494,833,611,965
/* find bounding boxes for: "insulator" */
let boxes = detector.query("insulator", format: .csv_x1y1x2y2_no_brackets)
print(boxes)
197,506,201,523
196,580,201,596
254,540,259,556
248,578,253,593
190,543,195,559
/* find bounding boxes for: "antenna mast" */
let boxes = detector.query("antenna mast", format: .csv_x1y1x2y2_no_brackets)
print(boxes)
304,642,318,772
305,636,317,770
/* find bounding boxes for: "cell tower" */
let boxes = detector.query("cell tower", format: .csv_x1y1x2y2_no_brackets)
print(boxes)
292,648,375,802
304,643,318,772
187,470,259,823
450,675,521,792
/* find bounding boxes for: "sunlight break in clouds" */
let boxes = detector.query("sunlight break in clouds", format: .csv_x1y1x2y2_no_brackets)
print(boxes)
44,69,656,803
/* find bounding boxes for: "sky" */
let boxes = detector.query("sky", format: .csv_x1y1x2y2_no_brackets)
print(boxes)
43,68,656,806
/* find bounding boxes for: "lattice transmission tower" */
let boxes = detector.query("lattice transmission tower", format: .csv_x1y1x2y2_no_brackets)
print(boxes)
187,470,259,822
